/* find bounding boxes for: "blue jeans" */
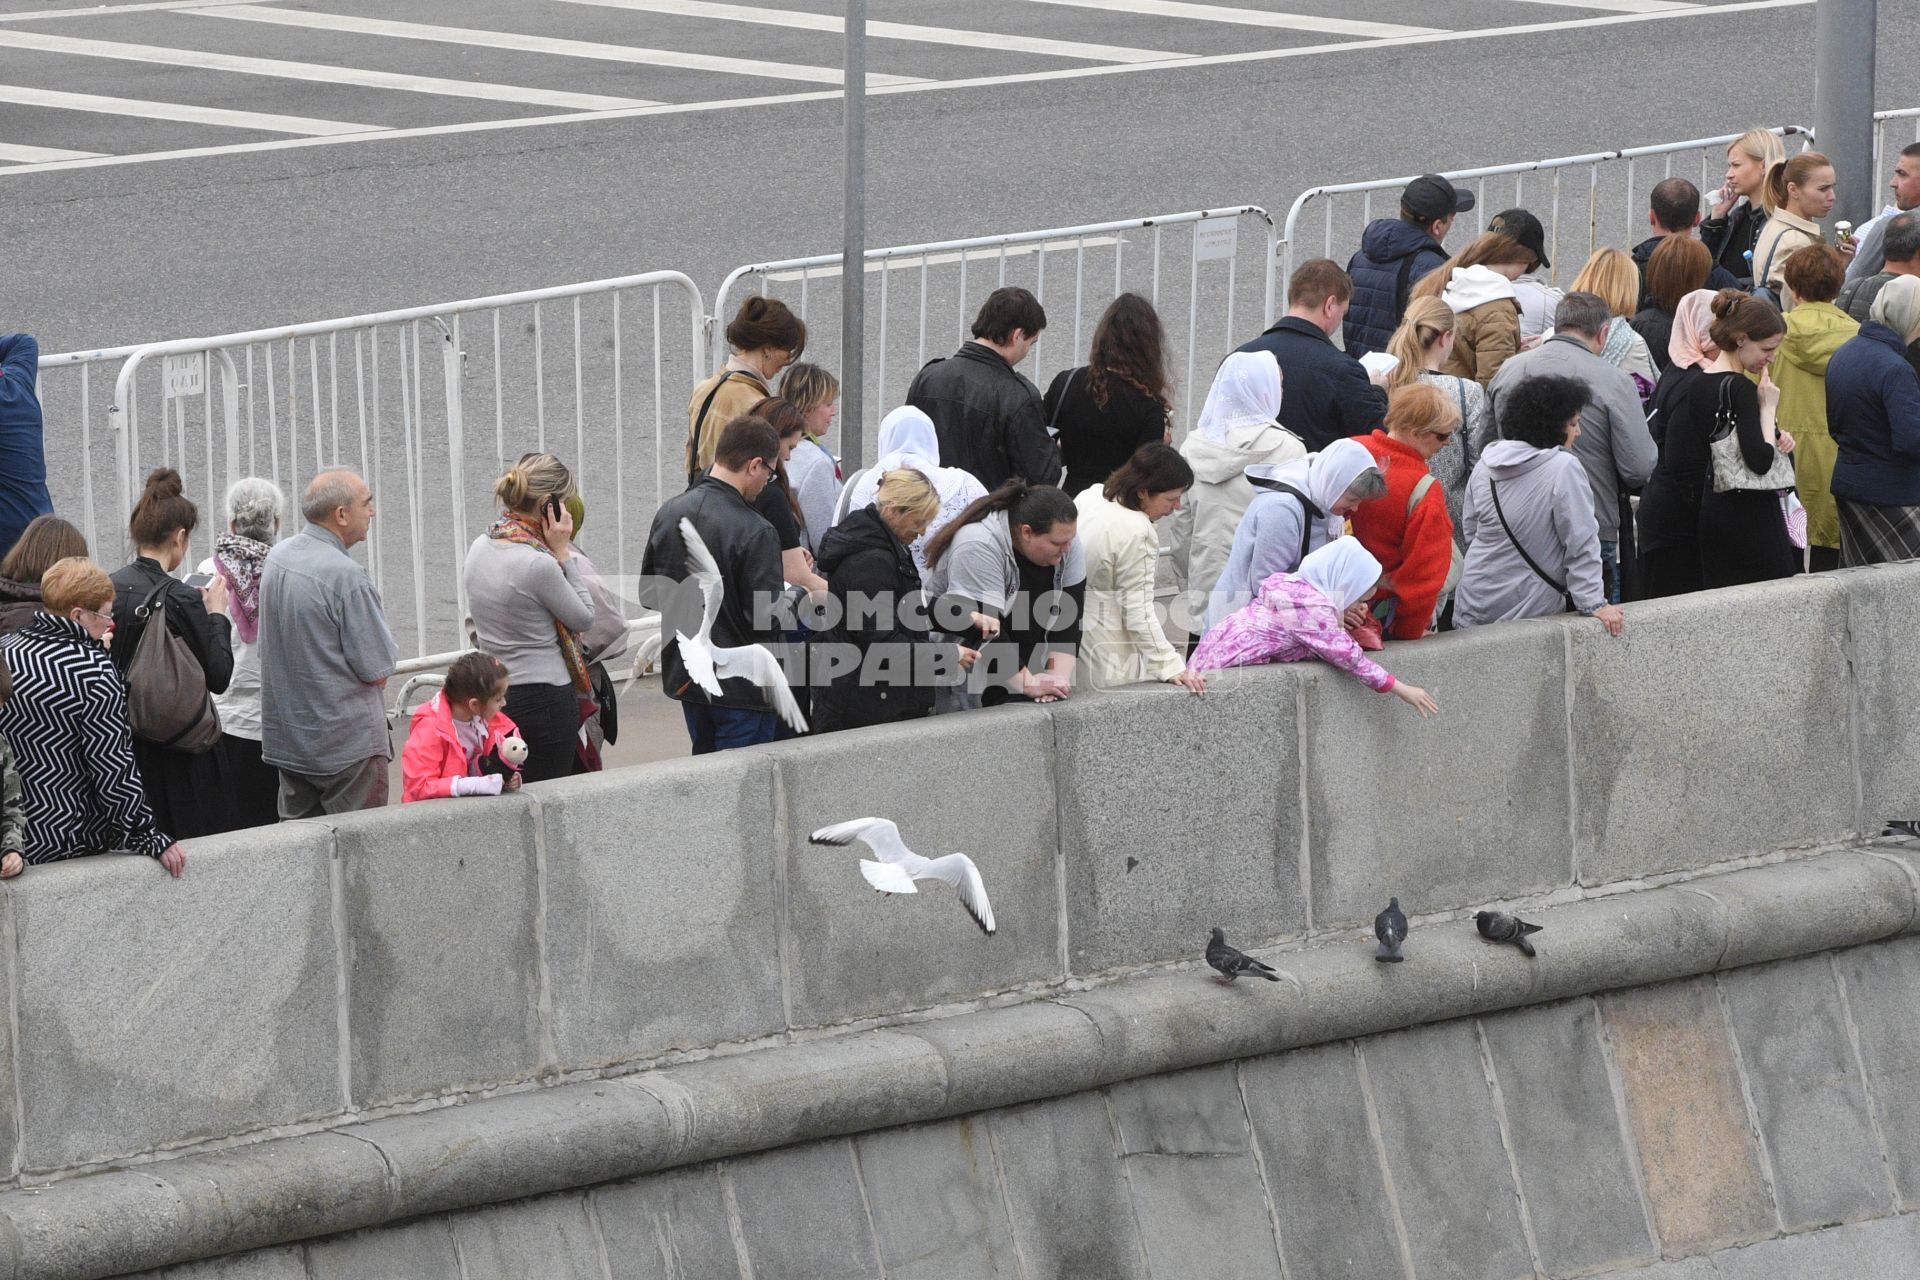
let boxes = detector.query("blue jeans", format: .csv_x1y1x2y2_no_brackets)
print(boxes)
682,703,778,755
1600,540,1621,605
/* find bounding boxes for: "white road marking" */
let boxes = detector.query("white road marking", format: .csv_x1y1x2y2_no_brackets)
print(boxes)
0,29,661,110
0,84,380,136
548,0,1188,64
189,4,928,87
0,1,240,22
1014,0,1443,39
0,0,1815,177
1499,0,1695,10
0,142,105,163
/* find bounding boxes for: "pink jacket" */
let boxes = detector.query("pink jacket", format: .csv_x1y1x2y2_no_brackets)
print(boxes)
401,691,519,803
1189,572,1397,692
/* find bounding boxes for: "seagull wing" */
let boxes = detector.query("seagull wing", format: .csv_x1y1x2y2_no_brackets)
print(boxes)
918,853,996,936
710,642,807,733
808,817,913,862
676,518,725,645
859,859,919,895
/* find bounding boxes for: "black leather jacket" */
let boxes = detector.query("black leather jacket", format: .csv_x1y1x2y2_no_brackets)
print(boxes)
108,555,234,695
641,477,788,710
906,342,1063,490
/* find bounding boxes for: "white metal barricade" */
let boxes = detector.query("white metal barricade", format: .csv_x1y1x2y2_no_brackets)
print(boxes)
711,207,1278,446
1279,127,1816,288
1874,109,1920,184
89,271,704,666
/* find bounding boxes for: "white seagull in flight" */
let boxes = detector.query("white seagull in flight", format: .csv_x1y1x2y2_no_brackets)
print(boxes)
675,516,807,733
808,816,997,936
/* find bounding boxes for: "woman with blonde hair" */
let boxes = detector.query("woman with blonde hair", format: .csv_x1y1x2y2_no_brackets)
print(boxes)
1411,232,1534,386
1701,128,1787,285
1385,297,1488,538
779,362,841,554
463,452,596,783
1750,152,1843,307
811,467,959,731
1566,248,1658,385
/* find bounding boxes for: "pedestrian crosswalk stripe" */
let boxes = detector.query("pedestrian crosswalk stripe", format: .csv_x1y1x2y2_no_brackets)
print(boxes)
1499,0,1695,10
0,142,105,163
0,29,661,111
0,84,381,136
191,4,929,88
1014,0,1443,39
549,0,1189,64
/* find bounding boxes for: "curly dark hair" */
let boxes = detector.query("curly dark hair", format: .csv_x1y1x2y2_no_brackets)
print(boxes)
1087,293,1170,412
1498,374,1590,450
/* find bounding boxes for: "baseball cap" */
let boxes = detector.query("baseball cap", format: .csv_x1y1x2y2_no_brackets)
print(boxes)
1402,174,1474,224
1488,208,1551,271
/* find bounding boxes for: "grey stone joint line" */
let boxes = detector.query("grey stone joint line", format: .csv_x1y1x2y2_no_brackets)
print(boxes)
5,845,1918,1280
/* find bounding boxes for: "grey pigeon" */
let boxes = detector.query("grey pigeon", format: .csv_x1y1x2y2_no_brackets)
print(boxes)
1375,898,1407,963
1476,910,1543,958
1206,928,1279,983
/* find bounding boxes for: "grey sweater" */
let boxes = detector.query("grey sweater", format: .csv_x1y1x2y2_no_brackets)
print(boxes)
463,535,595,688
258,524,399,775
1488,335,1656,540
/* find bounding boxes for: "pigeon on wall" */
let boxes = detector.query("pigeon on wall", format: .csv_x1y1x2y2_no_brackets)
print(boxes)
1475,910,1543,958
1206,928,1280,982
1375,898,1407,963
808,817,996,936
675,517,807,733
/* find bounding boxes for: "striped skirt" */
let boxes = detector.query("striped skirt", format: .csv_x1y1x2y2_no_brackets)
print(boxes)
1838,498,1920,568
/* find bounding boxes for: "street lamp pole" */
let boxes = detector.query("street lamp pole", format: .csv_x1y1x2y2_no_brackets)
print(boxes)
841,0,867,471
1815,0,1877,227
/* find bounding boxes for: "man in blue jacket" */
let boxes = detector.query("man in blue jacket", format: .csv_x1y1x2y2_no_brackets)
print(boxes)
1343,174,1474,355
1236,260,1389,451
0,334,52,562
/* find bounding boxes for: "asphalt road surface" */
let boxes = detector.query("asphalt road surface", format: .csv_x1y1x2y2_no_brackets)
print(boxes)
3,0,1915,667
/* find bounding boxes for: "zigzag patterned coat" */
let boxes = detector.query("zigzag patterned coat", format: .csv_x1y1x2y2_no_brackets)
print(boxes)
0,613,172,863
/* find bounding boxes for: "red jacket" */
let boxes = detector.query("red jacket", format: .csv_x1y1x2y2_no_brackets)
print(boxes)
401,691,519,803
1348,431,1455,641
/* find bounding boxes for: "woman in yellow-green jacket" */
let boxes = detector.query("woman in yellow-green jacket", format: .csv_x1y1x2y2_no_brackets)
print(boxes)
1771,244,1859,569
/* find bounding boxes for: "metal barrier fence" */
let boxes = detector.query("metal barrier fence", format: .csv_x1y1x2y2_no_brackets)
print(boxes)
1279,126,1816,289
1875,109,1920,183
711,206,1278,449
57,272,707,668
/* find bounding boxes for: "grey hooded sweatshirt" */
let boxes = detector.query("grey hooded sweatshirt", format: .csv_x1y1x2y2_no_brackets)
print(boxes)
1453,439,1607,627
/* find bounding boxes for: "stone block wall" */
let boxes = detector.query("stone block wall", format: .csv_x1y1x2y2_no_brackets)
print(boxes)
125,933,1920,1280
1,565,1915,1182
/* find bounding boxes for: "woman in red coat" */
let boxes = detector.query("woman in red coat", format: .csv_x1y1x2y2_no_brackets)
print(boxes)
1348,383,1462,639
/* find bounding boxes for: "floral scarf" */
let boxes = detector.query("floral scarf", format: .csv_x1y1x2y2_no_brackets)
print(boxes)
213,532,271,645
485,512,592,697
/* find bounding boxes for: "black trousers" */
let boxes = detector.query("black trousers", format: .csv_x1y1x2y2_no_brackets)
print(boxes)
504,681,581,784
219,733,282,830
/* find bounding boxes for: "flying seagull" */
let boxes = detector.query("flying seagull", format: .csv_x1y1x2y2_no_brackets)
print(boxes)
1475,910,1543,958
808,817,996,936
1375,898,1407,963
1206,928,1280,983
675,517,807,733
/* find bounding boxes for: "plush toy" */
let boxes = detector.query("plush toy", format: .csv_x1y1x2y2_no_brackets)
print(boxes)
479,735,528,779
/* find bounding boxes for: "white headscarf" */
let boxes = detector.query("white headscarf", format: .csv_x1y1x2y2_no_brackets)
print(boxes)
1293,536,1382,613
1870,275,1920,342
840,405,988,571
1196,351,1283,442
1249,437,1383,530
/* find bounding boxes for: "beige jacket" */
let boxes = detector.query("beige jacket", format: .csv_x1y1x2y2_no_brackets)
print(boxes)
1074,486,1184,690
684,366,772,478
1753,209,1823,307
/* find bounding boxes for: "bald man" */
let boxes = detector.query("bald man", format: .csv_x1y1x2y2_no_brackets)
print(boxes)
258,469,398,818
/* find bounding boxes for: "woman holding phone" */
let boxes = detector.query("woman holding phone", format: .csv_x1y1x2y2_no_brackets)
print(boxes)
108,467,236,837
464,453,597,783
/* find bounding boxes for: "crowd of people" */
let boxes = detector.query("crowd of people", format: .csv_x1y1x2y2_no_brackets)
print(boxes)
0,126,1914,875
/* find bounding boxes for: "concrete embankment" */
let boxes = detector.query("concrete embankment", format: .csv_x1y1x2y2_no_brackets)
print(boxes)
0,564,1912,1277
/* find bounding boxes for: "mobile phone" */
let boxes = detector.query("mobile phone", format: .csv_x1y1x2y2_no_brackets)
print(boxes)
545,495,563,523
184,572,213,589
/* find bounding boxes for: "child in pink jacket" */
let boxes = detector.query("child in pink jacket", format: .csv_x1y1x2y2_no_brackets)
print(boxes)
1190,537,1439,717
402,651,523,802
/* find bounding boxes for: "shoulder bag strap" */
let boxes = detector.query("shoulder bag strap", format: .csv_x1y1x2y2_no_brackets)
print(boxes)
1488,479,1571,602
1406,473,1436,517
1250,479,1324,566
689,371,742,484
1047,367,1081,437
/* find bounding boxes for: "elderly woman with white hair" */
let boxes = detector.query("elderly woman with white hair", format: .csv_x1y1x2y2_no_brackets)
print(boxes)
1168,350,1304,632
197,476,284,829
1827,275,1920,565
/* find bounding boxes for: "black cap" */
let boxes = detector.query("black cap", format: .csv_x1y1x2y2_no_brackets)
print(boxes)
1488,207,1550,271
1402,173,1474,224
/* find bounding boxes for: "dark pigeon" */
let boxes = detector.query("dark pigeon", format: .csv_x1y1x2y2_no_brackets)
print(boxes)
1476,910,1543,958
1206,928,1280,983
1375,898,1407,963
